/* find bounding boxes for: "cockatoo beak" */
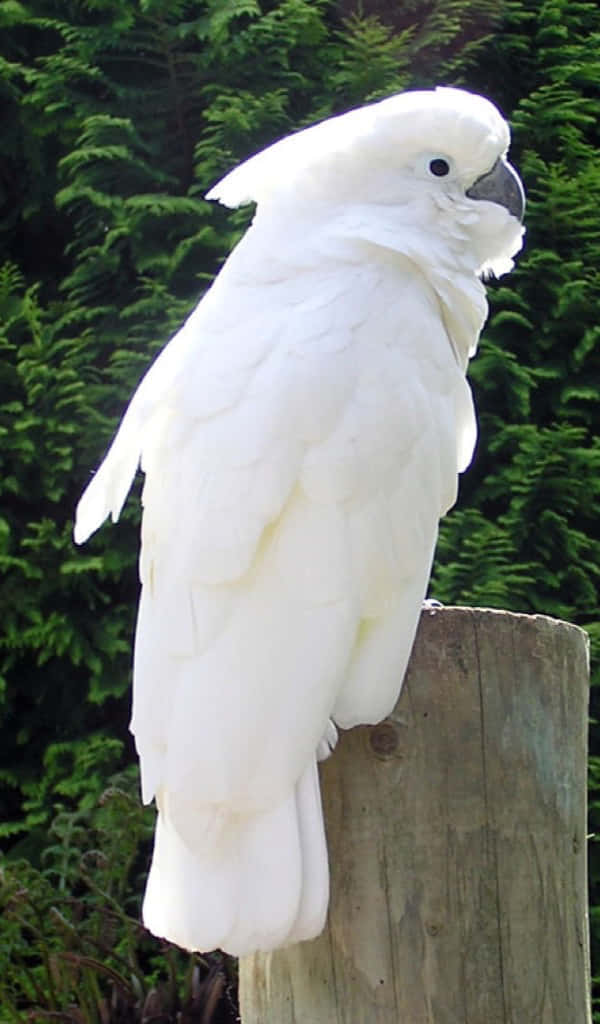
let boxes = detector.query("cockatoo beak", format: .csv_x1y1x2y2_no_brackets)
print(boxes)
466,158,525,222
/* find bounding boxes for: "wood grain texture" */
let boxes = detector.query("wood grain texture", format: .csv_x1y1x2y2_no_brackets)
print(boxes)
239,607,591,1023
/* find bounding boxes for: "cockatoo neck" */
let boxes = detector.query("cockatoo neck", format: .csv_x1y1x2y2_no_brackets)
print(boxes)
247,195,492,371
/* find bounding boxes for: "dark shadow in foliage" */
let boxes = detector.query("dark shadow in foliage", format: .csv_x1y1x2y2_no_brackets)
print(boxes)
0,771,238,1024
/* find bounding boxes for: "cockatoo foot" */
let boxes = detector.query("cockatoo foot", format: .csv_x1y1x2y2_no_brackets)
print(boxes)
316,719,338,761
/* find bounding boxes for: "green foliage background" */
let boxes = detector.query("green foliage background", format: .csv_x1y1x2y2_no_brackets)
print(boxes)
1,0,599,1018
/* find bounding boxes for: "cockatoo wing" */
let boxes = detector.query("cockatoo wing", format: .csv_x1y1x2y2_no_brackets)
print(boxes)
75,218,475,953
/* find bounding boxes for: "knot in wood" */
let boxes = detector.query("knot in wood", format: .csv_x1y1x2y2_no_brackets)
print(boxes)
426,921,442,937
369,722,399,759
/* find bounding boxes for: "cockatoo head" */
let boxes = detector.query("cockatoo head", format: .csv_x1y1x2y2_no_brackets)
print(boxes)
208,86,524,279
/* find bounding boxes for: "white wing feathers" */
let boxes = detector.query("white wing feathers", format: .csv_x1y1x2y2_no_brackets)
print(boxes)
75,227,475,952
73,320,193,546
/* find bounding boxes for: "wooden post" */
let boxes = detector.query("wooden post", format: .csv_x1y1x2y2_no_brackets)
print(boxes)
239,607,591,1023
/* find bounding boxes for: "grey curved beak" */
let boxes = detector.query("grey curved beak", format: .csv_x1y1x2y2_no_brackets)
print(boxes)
466,158,525,222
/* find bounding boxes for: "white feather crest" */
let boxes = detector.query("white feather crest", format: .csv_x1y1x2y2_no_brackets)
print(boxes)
206,86,510,209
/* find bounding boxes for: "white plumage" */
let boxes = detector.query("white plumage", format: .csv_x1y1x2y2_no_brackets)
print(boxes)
75,86,524,955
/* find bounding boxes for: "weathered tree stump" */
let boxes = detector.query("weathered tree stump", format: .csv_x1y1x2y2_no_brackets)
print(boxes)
239,606,591,1023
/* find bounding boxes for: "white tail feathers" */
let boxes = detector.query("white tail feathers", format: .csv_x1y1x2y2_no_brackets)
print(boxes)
142,757,329,956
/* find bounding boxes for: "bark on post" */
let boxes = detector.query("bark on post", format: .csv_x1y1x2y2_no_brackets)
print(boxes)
239,606,591,1024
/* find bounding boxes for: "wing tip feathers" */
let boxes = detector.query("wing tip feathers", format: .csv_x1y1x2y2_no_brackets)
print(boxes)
73,479,118,545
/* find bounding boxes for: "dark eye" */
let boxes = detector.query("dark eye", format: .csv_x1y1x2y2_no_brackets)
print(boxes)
429,158,450,177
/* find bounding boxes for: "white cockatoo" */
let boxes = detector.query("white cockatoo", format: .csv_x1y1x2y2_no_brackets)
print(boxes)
75,86,524,956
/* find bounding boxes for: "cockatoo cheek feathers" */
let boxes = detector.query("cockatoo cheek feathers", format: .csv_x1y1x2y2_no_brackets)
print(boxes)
466,198,525,278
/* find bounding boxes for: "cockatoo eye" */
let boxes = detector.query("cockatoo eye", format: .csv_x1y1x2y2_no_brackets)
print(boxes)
429,158,450,177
